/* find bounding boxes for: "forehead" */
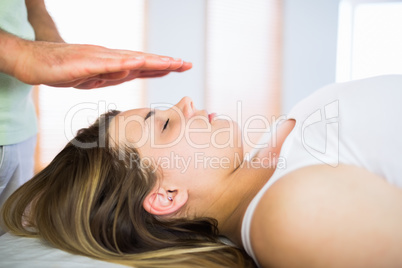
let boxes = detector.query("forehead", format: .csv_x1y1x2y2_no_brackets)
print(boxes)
109,108,151,146
118,108,150,118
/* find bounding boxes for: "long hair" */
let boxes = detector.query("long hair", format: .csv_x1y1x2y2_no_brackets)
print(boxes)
1,110,254,268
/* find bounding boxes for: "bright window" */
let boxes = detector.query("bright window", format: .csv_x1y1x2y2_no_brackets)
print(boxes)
206,0,282,152
337,0,402,82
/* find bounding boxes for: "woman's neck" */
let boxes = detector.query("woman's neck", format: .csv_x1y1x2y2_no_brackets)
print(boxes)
215,162,274,246
213,119,296,246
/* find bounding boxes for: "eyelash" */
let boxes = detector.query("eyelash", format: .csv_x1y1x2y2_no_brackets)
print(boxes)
162,118,169,132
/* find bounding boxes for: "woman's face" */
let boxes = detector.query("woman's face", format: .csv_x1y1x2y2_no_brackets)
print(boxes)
109,97,243,194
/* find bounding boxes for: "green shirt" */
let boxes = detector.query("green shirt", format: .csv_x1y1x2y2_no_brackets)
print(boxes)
0,0,37,145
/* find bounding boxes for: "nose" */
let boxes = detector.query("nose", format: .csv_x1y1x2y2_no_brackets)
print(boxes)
175,96,195,118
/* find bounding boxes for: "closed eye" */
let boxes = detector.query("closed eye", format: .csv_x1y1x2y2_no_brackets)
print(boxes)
162,119,169,132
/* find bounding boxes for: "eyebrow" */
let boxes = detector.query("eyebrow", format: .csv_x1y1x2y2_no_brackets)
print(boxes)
144,110,155,122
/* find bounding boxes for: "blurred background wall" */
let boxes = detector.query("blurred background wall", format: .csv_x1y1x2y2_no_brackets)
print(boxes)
36,0,402,170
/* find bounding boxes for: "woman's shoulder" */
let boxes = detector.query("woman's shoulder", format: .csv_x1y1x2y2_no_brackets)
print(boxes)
250,164,402,267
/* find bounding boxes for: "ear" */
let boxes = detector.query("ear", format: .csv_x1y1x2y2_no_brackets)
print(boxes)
143,187,188,216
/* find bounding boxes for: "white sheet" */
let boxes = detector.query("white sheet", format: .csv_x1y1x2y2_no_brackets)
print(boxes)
0,233,126,268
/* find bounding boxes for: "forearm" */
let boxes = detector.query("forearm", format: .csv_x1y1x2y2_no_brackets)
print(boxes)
25,0,64,42
0,29,25,77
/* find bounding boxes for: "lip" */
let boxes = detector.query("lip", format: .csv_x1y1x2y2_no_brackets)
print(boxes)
208,113,217,123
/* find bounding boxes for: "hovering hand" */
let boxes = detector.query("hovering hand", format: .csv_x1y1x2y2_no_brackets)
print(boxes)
6,38,192,89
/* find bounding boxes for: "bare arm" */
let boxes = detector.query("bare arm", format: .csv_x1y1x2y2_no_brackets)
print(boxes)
251,164,402,267
25,0,64,42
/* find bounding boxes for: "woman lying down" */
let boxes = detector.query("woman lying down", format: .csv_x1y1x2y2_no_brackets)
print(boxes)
2,75,402,268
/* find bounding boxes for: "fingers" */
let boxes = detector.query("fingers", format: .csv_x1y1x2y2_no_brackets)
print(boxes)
136,55,184,71
137,70,171,78
46,77,89,88
173,61,193,72
74,80,107,90
72,69,172,89
97,70,130,80
73,70,142,89
93,47,189,71
115,50,193,71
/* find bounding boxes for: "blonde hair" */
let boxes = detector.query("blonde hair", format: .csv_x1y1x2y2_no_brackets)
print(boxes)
1,111,254,268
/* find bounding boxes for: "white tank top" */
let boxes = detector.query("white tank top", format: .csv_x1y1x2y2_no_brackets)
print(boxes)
241,75,402,265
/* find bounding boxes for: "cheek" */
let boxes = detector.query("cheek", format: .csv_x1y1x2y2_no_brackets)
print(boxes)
210,120,242,151
146,145,195,176
148,120,243,177
192,129,243,172
210,120,243,169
